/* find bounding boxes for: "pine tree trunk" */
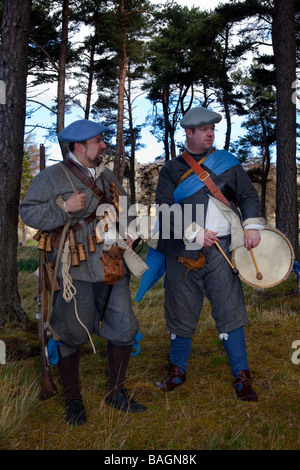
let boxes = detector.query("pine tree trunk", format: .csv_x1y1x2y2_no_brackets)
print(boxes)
126,76,136,205
162,86,170,161
0,0,32,326
272,0,299,259
222,26,231,151
85,40,96,120
114,0,127,183
260,115,271,221
57,0,69,159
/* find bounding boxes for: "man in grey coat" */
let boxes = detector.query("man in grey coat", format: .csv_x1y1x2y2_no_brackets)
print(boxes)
20,119,147,425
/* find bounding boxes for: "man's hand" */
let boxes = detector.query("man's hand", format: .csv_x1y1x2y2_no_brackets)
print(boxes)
196,228,219,248
125,234,133,248
65,190,86,213
244,229,261,250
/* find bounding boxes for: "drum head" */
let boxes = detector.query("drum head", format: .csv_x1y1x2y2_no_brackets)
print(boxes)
232,227,294,289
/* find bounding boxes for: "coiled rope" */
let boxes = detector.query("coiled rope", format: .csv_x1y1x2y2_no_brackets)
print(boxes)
61,236,96,354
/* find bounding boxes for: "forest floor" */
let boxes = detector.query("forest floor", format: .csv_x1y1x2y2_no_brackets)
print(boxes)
0,243,299,452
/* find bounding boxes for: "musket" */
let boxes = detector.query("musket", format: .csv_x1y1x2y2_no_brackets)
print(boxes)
34,144,58,400
35,249,58,400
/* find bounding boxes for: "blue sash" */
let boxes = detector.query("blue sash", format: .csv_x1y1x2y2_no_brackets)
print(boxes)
135,149,240,302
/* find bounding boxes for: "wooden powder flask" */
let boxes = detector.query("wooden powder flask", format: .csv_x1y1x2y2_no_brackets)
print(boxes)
88,235,96,253
110,182,122,215
94,181,123,244
94,226,103,243
37,232,47,251
69,229,80,266
78,244,87,262
45,236,53,252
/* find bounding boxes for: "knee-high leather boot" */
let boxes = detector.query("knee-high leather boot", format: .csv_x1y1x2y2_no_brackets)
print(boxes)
57,350,87,425
105,341,147,413
106,341,132,396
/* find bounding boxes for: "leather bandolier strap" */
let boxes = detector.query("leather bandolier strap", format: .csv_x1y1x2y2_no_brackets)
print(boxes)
181,151,231,208
50,160,108,248
178,148,216,186
63,159,106,201
176,151,232,277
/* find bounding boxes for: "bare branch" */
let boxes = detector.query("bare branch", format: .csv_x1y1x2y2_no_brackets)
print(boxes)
29,37,60,73
27,99,57,114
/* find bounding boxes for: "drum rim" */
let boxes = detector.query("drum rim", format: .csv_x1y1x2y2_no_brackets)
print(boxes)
232,226,295,289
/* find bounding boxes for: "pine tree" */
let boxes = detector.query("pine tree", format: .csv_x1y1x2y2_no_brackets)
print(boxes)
0,0,32,325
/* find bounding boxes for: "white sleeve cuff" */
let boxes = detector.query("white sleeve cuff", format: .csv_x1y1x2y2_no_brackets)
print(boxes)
183,223,202,243
244,224,265,231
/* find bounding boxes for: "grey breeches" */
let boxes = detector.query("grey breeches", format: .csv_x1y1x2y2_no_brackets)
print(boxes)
50,270,139,358
164,236,248,337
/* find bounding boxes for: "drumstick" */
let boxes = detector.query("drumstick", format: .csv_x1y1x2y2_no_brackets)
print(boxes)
244,229,263,280
214,240,239,276
206,230,239,276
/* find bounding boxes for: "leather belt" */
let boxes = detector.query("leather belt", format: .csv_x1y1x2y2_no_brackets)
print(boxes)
72,209,96,232
50,210,96,248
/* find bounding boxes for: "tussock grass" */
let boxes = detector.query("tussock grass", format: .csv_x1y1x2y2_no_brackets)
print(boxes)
0,245,299,450
0,362,40,449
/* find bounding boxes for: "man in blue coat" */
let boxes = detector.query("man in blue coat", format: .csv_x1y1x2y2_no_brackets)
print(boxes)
138,107,265,401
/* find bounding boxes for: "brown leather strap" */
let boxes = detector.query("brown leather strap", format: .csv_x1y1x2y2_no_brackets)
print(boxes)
178,148,216,185
72,209,97,232
63,159,106,202
181,151,231,207
50,160,110,248
50,210,97,248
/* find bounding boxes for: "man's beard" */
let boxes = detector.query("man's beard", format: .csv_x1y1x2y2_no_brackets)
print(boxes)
88,153,104,167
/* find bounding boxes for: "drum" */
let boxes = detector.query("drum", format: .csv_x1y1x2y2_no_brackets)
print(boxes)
231,227,294,289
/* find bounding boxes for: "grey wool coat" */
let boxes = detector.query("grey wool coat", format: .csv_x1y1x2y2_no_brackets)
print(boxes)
19,157,127,283
19,156,140,351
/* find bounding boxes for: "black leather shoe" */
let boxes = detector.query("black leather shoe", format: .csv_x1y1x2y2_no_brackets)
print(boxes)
105,389,147,413
65,399,87,425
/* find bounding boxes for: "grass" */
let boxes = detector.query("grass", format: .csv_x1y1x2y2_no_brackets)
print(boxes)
0,243,299,450
0,362,40,449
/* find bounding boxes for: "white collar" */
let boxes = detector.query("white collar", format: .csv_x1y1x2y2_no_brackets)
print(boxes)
68,151,105,179
184,140,198,155
184,141,214,157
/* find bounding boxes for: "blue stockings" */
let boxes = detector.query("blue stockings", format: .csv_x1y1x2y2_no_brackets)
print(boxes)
220,326,249,379
169,326,249,382
169,335,192,383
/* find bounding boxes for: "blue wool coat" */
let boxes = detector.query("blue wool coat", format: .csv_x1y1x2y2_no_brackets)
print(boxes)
155,148,262,258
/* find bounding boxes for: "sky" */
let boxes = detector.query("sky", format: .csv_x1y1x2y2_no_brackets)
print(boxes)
26,0,235,165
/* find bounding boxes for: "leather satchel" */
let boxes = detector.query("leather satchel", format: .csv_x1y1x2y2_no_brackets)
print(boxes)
177,253,206,279
100,245,125,284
